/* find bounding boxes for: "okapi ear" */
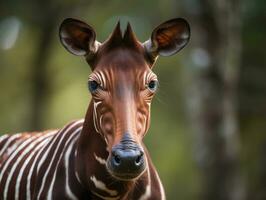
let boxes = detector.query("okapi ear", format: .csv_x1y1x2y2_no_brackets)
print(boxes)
59,18,101,56
144,18,190,59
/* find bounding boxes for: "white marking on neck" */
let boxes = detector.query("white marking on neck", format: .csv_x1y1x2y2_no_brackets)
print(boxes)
0,134,21,156
15,132,55,200
64,135,79,200
36,120,83,173
91,191,120,200
46,128,81,200
0,136,34,199
75,172,82,185
139,185,151,200
36,120,83,199
26,132,57,200
74,149,82,184
90,175,118,196
139,161,151,200
94,153,107,165
0,134,8,144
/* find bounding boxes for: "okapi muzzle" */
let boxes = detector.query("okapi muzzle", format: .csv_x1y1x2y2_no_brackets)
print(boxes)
109,133,145,180
59,17,190,181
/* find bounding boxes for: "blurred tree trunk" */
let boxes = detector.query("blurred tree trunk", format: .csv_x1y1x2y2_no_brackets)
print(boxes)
29,0,60,130
185,0,245,199
30,19,56,130
29,0,90,130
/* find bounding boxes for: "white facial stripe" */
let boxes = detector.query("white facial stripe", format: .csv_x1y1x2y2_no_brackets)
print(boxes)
95,72,103,86
104,137,108,145
93,108,100,133
146,71,158,84
143,71,148,86
94,153,107,165
99,115,108,144
99,71,106,89
93,101,102,134
147,71,152,83
89,72,99,81
99,115,103,133
143,115,147,135
93,95,102,101
147,71,152,82
147,102,151,134
90,71,106,89
90,176,118,197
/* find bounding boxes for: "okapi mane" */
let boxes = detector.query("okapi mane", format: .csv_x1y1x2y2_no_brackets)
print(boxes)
88,21,144,68
105,21,123,47
123,23,139,47
104,21,140,50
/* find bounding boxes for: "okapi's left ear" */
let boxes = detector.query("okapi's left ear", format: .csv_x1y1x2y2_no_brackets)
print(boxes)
59,18,101,56
144,18,190,60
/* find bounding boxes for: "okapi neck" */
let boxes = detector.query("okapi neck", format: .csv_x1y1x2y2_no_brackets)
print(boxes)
76,101,108,186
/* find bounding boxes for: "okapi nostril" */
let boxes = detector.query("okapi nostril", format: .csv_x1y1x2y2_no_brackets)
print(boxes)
135,155,142,165
114,154,121,165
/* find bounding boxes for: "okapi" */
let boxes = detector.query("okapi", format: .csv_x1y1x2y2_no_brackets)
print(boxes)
0,17,190,200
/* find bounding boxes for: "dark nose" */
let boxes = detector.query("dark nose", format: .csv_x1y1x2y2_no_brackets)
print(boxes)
110,147,145,176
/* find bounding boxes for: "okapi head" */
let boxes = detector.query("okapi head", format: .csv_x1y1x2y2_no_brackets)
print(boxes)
59,18,190,181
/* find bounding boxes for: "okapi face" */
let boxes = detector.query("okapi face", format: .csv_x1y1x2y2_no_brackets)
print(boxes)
59,18,190,180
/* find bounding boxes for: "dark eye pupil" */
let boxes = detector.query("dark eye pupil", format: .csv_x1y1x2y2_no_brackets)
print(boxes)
89,81,99,92
148,80,157,91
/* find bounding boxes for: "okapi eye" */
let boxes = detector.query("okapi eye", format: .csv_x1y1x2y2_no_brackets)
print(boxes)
88,80,99,93
147,80,158,92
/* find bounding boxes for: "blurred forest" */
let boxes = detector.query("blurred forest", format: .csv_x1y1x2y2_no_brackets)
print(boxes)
0,0,266,199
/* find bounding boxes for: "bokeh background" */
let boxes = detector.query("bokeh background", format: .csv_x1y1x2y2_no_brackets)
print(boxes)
0,0,266,199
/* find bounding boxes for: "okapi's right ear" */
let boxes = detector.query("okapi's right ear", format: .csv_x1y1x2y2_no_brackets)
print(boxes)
144,18,190,61
59,18,101,56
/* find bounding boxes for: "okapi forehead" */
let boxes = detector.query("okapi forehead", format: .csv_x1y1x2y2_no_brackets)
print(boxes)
92,48,150,95
96,48,148,71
